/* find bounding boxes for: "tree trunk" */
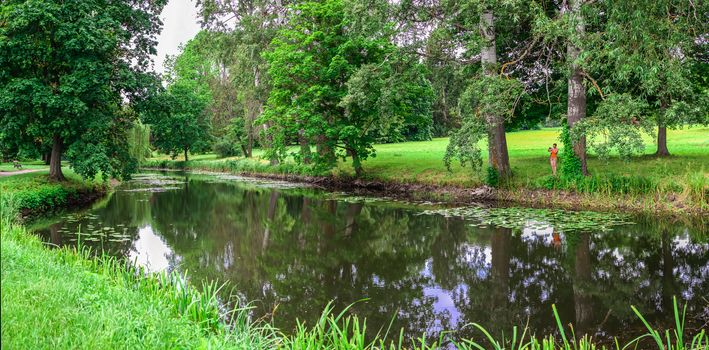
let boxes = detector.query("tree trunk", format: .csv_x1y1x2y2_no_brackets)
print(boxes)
490,228,511,313
316,134,334,165
262,191,279,251
344,202,363,237
480,9,511,179
352,151,362,178
246,132,253,158
184,148,188,162
298,128,311,164
565,0,589,176
49,134,65,181
240,144,249,158
656,125,670,156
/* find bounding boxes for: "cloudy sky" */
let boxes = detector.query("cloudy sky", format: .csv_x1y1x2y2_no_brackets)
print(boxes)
153,0,202,75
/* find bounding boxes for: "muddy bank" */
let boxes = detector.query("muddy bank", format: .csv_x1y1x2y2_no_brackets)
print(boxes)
143,166,706,219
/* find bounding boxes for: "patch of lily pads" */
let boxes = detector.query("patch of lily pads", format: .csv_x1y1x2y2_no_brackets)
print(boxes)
330,193,392,204
417,206,634,233
209,174,311,189
53,213,134,243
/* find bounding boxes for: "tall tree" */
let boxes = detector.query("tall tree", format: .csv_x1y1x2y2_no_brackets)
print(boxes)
0,0,166,180
480,7,511,178
592,0,709,157
436,0,528,181
263,0,433,176
141,84,211,162
196,0,291,159
563,0,589,175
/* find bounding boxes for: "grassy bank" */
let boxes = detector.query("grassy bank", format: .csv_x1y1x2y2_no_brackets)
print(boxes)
0,169,106,217
2,170,708,349
144,127,708,213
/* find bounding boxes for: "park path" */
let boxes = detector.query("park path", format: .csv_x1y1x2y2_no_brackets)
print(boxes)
0,169,43,177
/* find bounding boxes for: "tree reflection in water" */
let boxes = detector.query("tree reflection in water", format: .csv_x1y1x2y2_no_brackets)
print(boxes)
33,172,709,344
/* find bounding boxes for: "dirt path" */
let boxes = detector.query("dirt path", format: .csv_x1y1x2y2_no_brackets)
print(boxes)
0,169,43,177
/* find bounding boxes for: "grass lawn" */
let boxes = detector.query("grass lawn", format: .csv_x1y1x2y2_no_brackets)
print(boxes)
0,160,49,172
344,127,709,188
148,127,709,191
0,167,105,216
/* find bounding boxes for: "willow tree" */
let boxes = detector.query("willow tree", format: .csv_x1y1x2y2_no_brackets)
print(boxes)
0,0,165,180
593,0,709,157
563,0,589,175
430,0,530,182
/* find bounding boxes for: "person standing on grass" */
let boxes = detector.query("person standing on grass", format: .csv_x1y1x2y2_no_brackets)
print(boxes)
548,143,559,176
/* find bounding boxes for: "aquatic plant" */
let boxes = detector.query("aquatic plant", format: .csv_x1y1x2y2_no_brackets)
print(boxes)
418,206,634,233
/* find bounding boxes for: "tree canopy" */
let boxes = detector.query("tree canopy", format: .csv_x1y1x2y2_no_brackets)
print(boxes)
0,0,166,180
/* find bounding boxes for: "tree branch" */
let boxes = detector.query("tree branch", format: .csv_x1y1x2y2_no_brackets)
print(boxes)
581,71,605,100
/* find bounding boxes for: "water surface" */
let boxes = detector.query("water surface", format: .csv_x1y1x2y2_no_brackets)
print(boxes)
33,171,709,344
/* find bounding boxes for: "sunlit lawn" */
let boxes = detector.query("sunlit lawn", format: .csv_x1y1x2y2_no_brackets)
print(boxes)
346,127,709,187
141,126,709,189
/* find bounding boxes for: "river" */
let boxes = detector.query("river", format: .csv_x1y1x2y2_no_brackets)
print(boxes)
31,171,708,345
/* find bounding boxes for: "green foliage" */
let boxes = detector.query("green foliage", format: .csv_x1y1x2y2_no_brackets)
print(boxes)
575,93,653,160
126,121,152,165
213,139,241,158
444,117,486,172
559,123,582,178
141,84,212,161
262,0,434,176
0,0,165,180
485,166,500,187
538,173,658,197
0,171,103,215
592,0,709,131
445,76,524,173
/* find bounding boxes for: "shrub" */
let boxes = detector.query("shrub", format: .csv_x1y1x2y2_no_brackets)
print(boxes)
213,139,241,158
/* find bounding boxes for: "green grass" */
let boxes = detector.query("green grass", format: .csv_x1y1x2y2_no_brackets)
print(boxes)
0,224,269,349
0,168,105,217
339,127,709,187
145,127,709,211
0,160,48,172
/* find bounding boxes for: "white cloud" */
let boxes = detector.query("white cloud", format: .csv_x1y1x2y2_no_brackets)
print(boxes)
153,0,201,75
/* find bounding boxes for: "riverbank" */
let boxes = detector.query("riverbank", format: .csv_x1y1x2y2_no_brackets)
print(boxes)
1,171,280,348
2,170,707,349
143,128,708,216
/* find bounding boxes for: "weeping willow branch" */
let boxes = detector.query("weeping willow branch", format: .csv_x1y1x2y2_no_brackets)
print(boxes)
582,71,606,100
499,37,539,78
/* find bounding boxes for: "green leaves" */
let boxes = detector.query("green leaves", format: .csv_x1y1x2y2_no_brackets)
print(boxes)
419,206,634,233
263,0,434,176
0,0,166,180
574,93,653,160
141,83,212,161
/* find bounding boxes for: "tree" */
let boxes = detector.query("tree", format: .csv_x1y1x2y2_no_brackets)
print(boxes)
196,0,292,159
428,0,529,181
563,0,589,175
263,0,433,176
480,7,512,179
0,0,165,180
588,0,709,157
142,84,211,162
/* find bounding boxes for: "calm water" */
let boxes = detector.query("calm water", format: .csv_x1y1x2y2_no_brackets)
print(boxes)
33,171,708,344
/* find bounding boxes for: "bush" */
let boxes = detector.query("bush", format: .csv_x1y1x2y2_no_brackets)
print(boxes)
212,140,241,158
